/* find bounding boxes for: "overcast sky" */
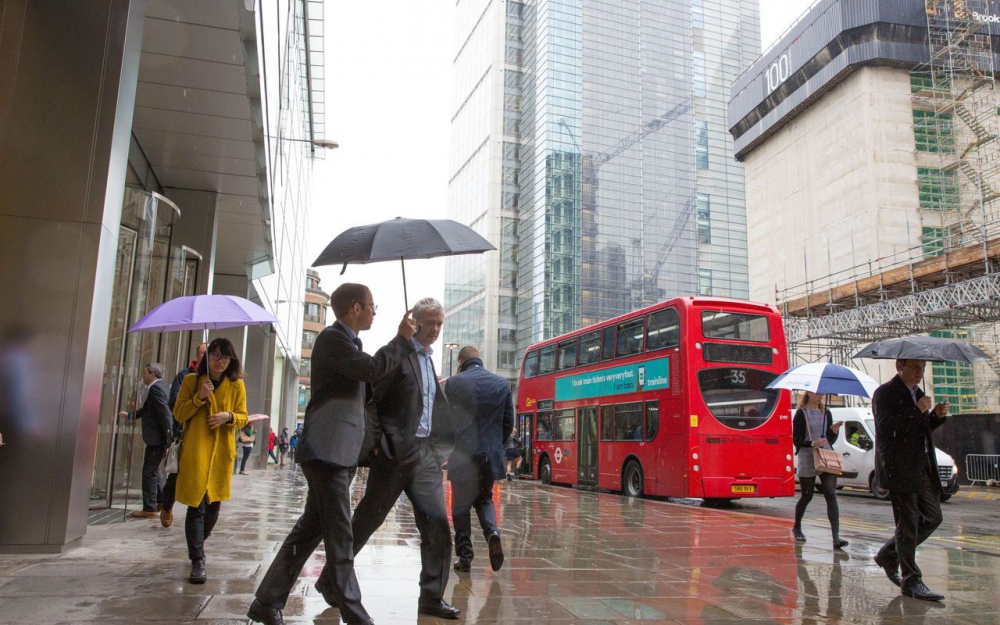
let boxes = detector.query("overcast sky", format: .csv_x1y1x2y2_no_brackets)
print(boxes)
306,0,817,367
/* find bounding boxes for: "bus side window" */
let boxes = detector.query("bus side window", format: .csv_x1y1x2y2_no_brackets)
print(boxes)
645,401,659,441
554,409,575,441
557,338,578,370
600,405,614,441
579,331,601,366
536,412,552,441
602,326,615,361
616,318,644,358
646,308,679,351
614,402,643,440
539,345,556,375
523,350,539,378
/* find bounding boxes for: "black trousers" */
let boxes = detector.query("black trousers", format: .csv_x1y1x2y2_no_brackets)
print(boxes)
160,471,178,511
793,472,840,540
256,461,369,622
141,444,167,512
240,446,252,472
451,467,499,564
352,439,451,600
877,476,943,590
185,495,222,561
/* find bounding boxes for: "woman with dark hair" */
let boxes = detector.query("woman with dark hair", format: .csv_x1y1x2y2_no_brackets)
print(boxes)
174,337,249,583
791,391,847,550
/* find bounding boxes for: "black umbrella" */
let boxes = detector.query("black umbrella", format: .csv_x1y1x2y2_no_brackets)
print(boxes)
853,336,990,363
312,217,496,308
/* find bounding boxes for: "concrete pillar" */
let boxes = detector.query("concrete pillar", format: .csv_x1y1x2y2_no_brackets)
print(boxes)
0,0,145,553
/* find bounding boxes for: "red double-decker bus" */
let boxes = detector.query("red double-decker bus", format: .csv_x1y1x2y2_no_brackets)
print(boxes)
516,296,794,501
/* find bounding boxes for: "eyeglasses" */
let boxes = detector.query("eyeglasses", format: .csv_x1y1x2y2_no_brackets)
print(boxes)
209,352,231,362
357,302,377,312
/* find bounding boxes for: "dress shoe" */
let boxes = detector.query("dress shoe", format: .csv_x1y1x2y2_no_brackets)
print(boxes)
874,553,902,587
247,598,285,625
343,618,374,625
156,503,162,512
189,558,207,584
833,538,849,550
453,559,471,572
130,510,158,519
903,581,944,601
314,579,340,609
417,598,461,619
791,526,806,542
160,509,173,528
487,532,504,571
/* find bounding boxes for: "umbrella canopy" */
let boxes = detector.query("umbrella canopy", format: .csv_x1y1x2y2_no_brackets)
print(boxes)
312,217,496,307
766,362,880,398
128,294,279,333
854,336,990,363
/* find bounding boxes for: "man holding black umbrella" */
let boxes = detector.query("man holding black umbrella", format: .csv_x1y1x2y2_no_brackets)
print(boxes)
872,358,950,601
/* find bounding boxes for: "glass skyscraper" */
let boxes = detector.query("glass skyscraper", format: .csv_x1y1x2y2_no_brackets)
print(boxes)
446,0,758,383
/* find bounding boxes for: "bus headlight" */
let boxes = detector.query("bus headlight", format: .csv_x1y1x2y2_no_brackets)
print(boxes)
692,452,699,460
786,454,792,461
786,466,792,473
693,464,700,472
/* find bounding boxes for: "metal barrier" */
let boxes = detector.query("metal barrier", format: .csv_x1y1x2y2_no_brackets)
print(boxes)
965,455,1000,485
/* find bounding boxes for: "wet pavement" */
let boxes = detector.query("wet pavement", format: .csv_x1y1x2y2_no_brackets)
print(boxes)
1,467,999,624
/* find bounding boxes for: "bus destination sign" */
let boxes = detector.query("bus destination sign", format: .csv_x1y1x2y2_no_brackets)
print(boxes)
555,357,670,401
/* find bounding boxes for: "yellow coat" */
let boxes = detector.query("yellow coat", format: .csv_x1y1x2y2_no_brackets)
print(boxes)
173,373,249,507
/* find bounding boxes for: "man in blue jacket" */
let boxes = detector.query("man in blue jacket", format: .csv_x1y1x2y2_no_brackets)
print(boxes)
446,346,514,573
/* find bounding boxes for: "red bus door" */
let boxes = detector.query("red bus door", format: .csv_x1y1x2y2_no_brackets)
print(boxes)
516,412,533,477
578,406,598,485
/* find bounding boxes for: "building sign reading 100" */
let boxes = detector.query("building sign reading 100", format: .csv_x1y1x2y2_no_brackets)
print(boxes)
765,52,791,94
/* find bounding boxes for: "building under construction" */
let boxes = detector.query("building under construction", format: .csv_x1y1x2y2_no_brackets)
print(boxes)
730,0,1000,412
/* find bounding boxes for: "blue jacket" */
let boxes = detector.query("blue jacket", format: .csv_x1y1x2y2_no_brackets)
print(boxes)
445,358,514,481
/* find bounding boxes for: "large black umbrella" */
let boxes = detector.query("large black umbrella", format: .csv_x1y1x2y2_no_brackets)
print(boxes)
853,336,990,363
312,217,496,307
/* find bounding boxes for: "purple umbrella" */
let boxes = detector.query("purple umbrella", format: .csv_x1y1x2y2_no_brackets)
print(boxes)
128,294,280,333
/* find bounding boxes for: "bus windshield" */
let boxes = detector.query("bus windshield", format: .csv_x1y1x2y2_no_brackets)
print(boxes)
702,311,770,342
697,367,779,430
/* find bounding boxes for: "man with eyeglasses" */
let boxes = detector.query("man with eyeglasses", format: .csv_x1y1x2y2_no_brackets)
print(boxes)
119,363,173,519
249,283,415,625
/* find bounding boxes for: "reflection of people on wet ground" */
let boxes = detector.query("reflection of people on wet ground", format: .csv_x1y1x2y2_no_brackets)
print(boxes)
791,392,847,550
796,553,845,619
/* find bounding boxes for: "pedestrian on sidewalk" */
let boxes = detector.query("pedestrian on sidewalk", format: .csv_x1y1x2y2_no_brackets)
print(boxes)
791,392,847,549
277,427,289,467
872,359,950,601
267,429,278,465
161,343,208,528
504,428,522,480
118,362,173,519
238,426,255,474
173,337,248,585
248,283,416,625
446,346,513,573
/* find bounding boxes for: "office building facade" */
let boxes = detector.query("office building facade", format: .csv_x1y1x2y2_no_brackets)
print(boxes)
445,0,759,383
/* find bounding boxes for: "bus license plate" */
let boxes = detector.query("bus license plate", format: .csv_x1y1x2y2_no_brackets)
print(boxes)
731,484,757,494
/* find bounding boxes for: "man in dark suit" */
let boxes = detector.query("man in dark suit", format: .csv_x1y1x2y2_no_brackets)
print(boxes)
446,346,514,573
872,358,949,601
351,297,460,620
119,363,173,518
248,283,416,625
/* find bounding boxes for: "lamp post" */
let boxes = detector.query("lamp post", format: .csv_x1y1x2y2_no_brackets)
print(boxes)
445,342,459,377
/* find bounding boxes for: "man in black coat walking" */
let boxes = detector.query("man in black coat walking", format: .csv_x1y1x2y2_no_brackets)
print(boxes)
446,346,513,573
248,283,416,625
872,358,949,601
119,362,173,518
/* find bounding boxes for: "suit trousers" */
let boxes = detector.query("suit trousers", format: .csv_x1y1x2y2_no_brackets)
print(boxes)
141,444,167,512
352,438,452,600
255,461,369,623
877,474,943,590
451,468,499,565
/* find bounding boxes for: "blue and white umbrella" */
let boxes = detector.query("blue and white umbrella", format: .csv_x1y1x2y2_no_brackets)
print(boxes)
766,362,880,398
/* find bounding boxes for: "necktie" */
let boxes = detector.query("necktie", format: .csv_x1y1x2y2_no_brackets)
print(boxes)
353,337,363,351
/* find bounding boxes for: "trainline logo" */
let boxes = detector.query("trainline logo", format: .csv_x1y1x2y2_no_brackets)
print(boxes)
972,11,1000,23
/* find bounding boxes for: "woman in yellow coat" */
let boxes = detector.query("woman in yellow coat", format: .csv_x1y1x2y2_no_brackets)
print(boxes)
173,337,248,584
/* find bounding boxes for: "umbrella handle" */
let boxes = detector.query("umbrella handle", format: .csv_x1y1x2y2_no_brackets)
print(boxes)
340,263,347,276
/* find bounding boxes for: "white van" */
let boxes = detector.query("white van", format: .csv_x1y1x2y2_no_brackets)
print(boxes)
827,407,960,501
796,408,958,501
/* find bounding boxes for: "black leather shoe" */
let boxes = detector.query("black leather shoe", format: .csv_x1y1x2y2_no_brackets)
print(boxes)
488,532,504,571
417,598,461,619
874,553,902,587
247,599,285,625
833,538,849,550
188,558,207,584
343,618,374,625
791,526,806,542
314,579,340,609
903,581,944,601
453,559,471,572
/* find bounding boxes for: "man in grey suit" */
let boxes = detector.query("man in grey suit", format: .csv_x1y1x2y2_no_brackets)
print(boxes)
248,283,415,625
118,363,173,519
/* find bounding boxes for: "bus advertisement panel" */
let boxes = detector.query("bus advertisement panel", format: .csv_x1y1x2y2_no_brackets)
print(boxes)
516,296,795,501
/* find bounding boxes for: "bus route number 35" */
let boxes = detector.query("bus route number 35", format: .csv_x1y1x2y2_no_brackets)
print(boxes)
730,369,746,386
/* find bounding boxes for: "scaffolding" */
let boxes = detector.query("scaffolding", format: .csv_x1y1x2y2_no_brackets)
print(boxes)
778,0,1000,410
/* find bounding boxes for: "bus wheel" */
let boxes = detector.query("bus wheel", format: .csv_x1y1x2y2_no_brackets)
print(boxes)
539,457,552,485
869,474,889,500
622,460,643,497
